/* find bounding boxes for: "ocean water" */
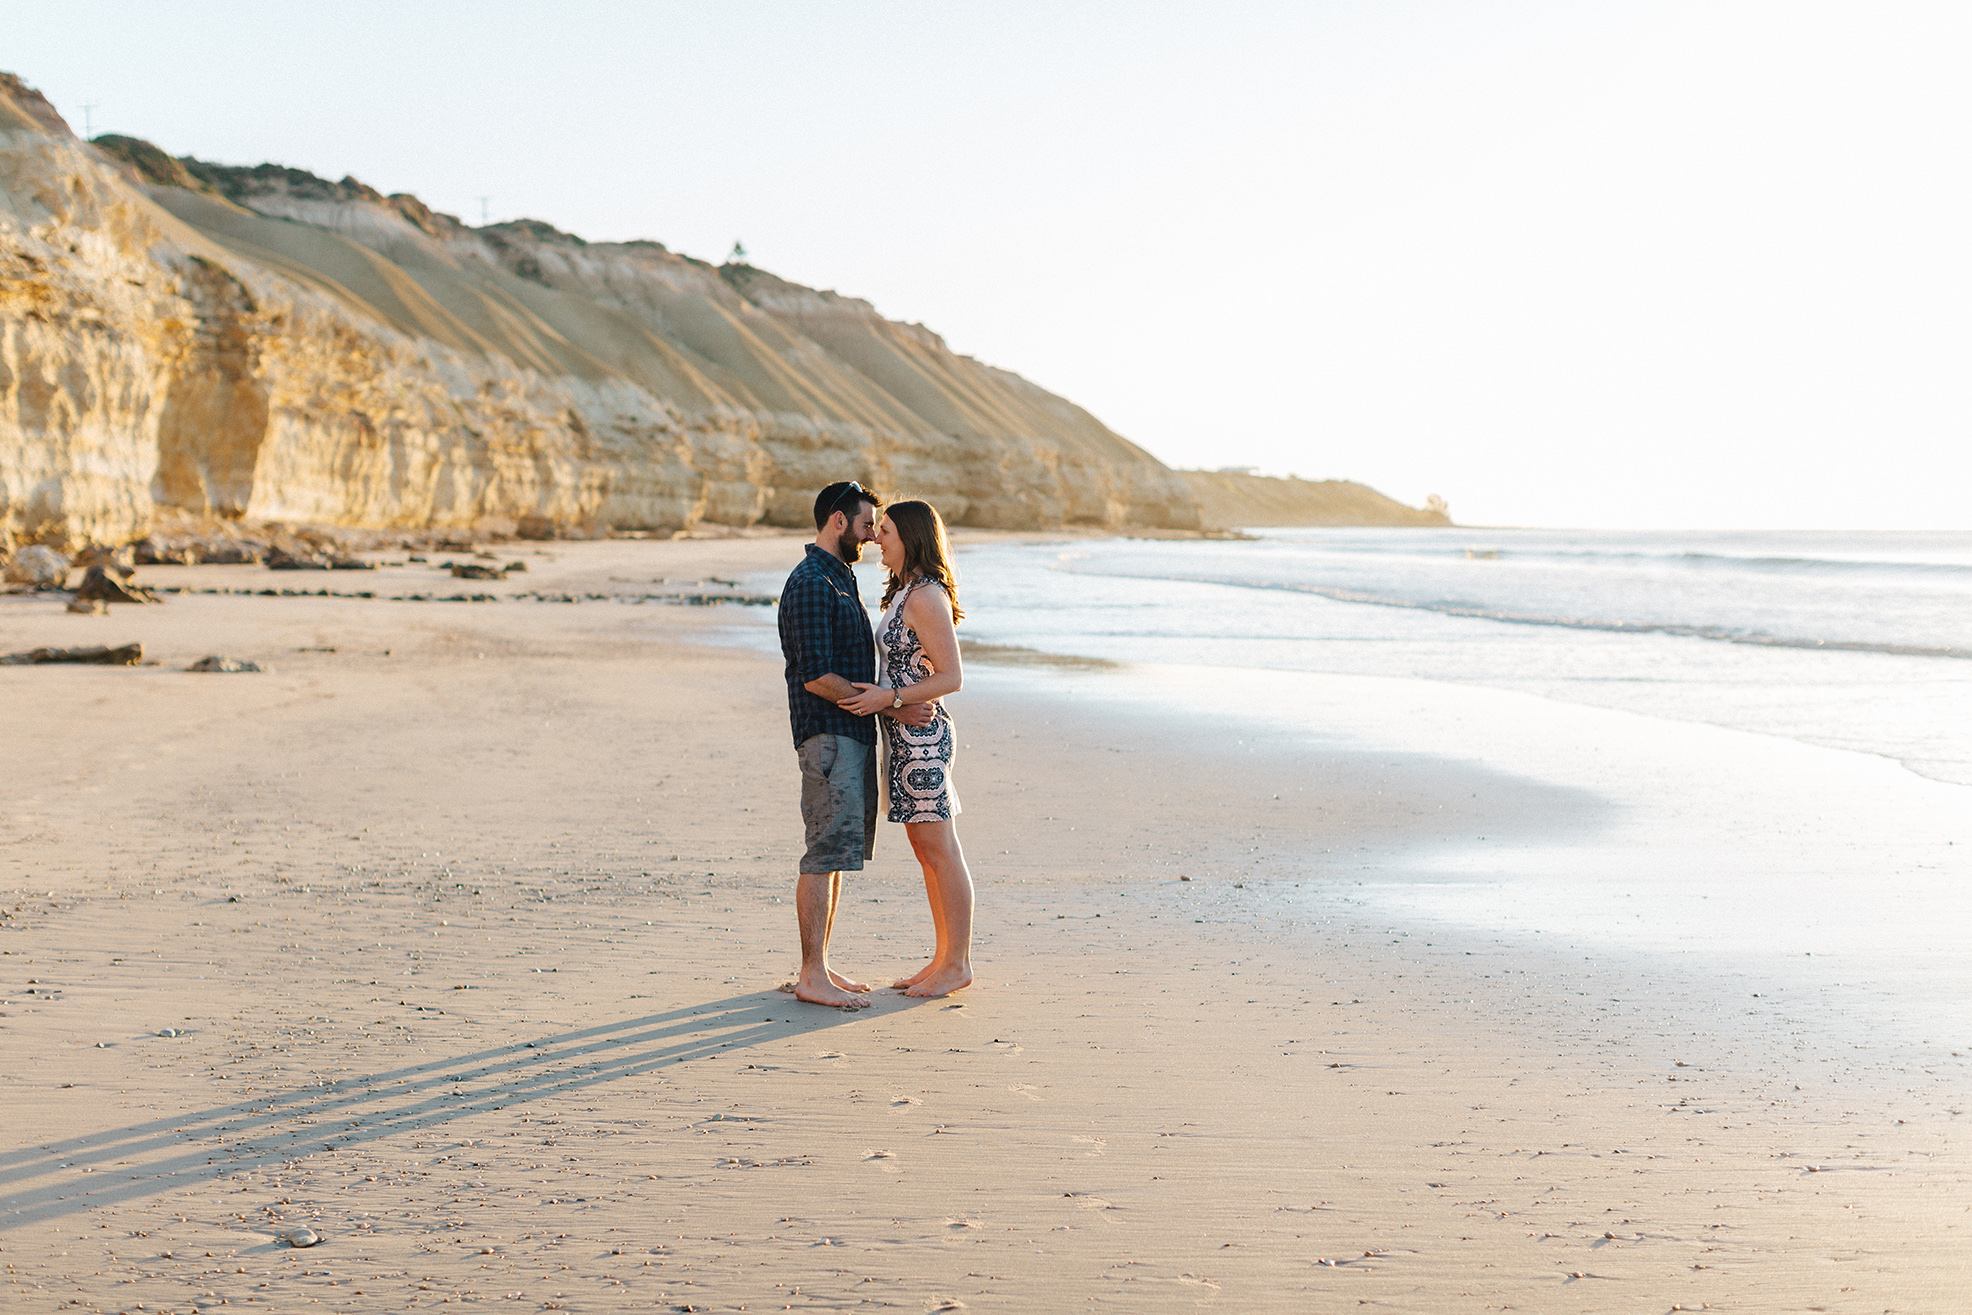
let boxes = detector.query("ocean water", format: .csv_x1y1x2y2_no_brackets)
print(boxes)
941,528,1972,786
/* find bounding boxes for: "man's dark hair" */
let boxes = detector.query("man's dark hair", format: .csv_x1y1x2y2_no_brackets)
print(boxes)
813,480,880,530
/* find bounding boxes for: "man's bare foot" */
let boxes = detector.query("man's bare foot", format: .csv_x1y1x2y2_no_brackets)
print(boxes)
794,975,871,1009
828,968,872,993
903,964,973,998
890,961,935,990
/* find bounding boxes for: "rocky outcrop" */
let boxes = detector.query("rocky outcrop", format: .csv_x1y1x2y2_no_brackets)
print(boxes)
0,73,1204,552
1183,470,1451,528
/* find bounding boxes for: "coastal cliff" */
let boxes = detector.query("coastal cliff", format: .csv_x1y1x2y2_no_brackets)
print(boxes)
0,73,1442,552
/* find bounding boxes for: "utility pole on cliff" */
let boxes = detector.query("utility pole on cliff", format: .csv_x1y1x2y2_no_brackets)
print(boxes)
80,104,97,138
478,197,491,226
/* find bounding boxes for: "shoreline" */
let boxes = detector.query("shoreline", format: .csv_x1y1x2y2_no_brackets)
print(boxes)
3,538,1967,1311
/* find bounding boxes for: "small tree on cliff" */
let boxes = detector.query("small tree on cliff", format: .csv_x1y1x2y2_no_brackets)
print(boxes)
728,240,748,264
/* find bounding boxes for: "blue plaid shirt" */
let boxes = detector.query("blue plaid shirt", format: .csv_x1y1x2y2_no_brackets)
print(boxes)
778,544,877,747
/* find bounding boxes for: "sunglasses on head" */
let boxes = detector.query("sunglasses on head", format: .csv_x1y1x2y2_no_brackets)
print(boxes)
827,480,870,521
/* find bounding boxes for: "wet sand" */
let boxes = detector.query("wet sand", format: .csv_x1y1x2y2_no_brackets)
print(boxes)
2,538,1967,1312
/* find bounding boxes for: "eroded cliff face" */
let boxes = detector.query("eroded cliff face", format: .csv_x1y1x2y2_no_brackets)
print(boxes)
0,73,1199,551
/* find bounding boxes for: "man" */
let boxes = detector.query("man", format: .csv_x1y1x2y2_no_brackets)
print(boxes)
778,481,933,1009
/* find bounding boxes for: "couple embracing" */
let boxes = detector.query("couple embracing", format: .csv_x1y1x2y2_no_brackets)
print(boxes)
777,481,975,1008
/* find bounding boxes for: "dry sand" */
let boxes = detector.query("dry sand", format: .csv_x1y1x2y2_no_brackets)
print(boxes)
2,538,1967,1312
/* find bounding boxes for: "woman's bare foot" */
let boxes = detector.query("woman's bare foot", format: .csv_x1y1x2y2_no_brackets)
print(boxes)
828,969,872,993
794,973,871,1009
890,961,935,990
903,964,973,998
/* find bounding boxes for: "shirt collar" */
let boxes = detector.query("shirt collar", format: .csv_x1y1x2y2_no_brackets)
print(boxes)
805,541,856,585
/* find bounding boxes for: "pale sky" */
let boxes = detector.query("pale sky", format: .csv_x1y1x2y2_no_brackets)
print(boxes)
11,1,1971,528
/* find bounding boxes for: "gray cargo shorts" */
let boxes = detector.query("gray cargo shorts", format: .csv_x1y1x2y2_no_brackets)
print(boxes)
797,733,878,874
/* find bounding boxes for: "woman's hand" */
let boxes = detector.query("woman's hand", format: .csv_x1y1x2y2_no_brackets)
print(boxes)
838,681,897,716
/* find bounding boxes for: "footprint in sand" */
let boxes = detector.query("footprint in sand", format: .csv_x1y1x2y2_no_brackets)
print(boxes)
864,1149,896,1160
1009,1083,1043,1101
1073,1135,1107,1156
891,1096,921,1107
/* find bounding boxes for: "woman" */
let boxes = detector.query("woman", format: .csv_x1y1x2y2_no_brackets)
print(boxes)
837,499,974,997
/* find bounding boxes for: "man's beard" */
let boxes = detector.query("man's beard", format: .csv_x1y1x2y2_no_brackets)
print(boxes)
832,528,864,563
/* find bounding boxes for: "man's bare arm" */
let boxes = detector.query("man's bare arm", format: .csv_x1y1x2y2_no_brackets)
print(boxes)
806,672,933,726
804,673,860,702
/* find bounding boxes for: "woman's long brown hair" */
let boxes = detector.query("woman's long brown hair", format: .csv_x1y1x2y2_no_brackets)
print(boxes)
879,499,964,623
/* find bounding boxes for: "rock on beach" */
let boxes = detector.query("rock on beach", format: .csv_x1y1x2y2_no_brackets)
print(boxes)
74,565,159,605
3,545,70,588
186,655,263,673
0,642,143,665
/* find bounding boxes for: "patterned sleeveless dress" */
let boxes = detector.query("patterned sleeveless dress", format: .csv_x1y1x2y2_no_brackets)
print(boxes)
877,577,960,823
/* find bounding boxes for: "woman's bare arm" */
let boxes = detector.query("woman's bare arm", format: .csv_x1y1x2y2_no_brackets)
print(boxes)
899,584,962,702
837,585,963,714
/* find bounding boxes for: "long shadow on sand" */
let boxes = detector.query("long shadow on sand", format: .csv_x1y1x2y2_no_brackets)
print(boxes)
0,990,896,1229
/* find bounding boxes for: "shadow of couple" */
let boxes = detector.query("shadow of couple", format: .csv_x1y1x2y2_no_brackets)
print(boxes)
1,988,911,1229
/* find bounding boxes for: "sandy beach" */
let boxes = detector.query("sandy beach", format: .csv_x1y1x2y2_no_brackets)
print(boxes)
3,536,1968,1313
